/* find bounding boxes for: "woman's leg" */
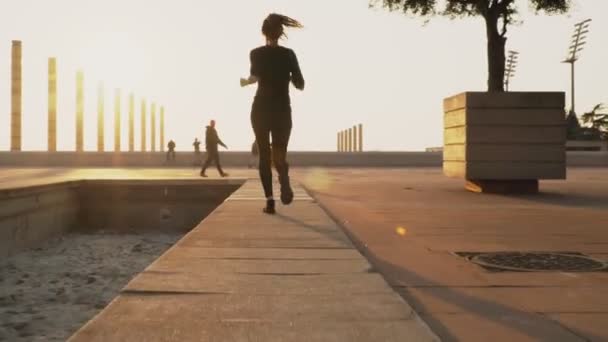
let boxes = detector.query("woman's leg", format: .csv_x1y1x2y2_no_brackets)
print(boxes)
252,117,273,199
271,115,293,204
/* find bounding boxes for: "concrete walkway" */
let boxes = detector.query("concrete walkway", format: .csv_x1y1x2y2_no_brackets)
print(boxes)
68,179,438,341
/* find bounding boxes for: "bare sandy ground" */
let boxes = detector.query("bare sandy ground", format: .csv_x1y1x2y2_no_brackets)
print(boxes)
0,231,182,341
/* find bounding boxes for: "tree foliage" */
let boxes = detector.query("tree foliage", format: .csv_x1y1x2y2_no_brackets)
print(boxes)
370,0,572,91
371,0,570,22
582,104,608,140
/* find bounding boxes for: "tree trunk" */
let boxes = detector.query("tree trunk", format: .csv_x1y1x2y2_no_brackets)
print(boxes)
485,14,506,92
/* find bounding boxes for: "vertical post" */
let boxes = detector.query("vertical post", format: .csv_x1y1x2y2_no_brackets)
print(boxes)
114,89,121,152
342,130,346,152
11,40,22,151
160,106,165,152
570,62,575,115
76,70,84,152
347,128,352,152
352,125,358,152
337,132,340,152
358,123,363,152
97,82,104,152
128,93,134,152
141,99,146,151
48,57,57,152
151,102,156,152
563,19,591,115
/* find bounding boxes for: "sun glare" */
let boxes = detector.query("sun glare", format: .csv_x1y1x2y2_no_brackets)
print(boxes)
76,32,144,92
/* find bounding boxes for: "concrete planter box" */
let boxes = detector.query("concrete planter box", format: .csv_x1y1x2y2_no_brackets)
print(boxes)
443,92,566,192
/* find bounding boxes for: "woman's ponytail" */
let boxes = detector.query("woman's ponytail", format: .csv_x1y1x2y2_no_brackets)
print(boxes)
262,13,302,40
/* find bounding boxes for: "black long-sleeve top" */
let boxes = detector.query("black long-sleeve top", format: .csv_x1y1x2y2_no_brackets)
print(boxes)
249,45,304,103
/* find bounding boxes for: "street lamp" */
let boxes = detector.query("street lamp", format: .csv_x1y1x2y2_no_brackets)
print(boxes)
504,50,519,92
562,18,592,116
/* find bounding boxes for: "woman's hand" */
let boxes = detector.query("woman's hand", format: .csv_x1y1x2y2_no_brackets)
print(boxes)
240,75,258,87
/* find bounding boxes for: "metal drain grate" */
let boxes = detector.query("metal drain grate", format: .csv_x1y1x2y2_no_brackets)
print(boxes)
454,251,608,272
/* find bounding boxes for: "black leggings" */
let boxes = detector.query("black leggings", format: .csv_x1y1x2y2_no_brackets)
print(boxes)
251,102,292,198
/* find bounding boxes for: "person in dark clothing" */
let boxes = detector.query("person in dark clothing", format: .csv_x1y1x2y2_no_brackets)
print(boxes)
166,140,176,162
241,13,304,214
200,120,228,177
193,138,202,165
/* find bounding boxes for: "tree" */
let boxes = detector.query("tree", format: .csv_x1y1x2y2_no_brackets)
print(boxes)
581,104,608,140
566,111,581,140
371,0,571,92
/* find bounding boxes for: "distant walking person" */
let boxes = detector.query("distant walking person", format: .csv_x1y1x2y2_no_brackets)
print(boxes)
241,13,304,214
200,120,229,177
193,138,202,165
166,140,176,162
248,140,259,169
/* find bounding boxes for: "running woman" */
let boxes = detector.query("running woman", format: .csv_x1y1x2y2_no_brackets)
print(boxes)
241,13,304,214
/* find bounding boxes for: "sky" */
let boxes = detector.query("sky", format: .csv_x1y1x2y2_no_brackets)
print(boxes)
0,0,606,151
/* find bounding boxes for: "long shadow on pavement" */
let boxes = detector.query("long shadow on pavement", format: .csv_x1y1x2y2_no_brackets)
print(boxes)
309,196,601,342
509,191,608,210
274,212,352,246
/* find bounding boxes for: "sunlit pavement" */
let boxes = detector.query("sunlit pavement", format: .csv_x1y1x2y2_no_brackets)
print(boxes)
64,175,438,341
0,167,256,190
295,167,608,342
3,167,608,341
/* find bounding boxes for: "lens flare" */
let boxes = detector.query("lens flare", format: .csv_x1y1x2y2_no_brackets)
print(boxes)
396,226,407,236
304,168,332,191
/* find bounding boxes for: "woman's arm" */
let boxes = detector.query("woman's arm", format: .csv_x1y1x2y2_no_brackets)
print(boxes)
290,50,305,91
241,50,260,87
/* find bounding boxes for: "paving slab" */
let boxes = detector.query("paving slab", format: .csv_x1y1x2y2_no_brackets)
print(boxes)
80,293,417,322
69,179,438,341
147,257,373,274
124,272,394,295
73,318,433,342
159,246,362,260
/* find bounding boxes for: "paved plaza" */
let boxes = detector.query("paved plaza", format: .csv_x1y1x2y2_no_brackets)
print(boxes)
1,167,607,341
